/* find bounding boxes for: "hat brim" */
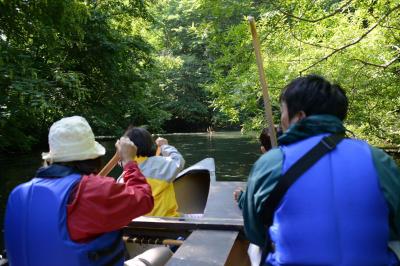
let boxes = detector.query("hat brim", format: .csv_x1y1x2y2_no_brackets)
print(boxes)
42,141,106,162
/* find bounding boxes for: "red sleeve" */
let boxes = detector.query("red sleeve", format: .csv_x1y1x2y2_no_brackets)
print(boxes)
67,161,154,242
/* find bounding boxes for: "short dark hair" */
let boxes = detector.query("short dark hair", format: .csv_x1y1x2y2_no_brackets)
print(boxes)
259,128,272,151
259,127,282,151
280,75,348,121
124,127,156,157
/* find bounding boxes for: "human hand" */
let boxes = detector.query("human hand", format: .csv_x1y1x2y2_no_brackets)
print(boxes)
155,137,168,147
233,187,244,202
115,137,137,166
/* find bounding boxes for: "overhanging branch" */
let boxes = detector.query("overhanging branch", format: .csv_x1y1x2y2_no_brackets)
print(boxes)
299,4,400,75
354,53,400,69
276,0,353,23
289,29,336,50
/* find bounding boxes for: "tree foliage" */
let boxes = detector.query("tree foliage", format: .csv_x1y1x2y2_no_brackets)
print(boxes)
1,0,399,151
201,0,400,146
146,0,214,132
0,0,162,151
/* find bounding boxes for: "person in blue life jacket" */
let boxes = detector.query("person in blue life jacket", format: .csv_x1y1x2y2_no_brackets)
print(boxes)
4,116,173,266
236,75,400,266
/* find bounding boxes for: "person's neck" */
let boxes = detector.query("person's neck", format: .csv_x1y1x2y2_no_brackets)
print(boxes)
278,115,346,145
35,164,78,178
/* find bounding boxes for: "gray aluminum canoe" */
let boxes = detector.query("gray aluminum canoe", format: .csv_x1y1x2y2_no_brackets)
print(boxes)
125,158,250,266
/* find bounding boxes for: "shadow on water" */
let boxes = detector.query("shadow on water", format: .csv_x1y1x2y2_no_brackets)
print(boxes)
0,131,261,251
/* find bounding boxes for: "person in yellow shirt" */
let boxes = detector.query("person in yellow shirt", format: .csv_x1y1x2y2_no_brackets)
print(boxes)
123,127,185,217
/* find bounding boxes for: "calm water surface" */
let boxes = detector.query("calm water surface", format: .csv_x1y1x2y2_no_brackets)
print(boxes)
151,132,260,180
0,131,261,250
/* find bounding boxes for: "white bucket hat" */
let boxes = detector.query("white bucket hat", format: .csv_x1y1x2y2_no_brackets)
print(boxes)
42,116,105,162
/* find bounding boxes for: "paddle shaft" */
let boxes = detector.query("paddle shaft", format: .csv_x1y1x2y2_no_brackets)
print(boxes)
98,151,120,176
123,236,183,246
248,16,278,147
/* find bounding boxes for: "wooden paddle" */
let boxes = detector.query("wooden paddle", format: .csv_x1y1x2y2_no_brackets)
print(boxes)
98,151,120,176
248,16,278,147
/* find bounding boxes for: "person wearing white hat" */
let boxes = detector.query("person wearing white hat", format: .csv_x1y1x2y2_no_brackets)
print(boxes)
4,116,155,266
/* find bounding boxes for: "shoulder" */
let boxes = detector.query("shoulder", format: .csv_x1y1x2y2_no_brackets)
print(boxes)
369,146,400,173
141,156,171,168
8,182,30,200
139,156,180,180
248,148,284,186
252,148,284,174
79,174,117,191
370,145,395,161
9,178,46,197
340,139,396,166
258,147,284,162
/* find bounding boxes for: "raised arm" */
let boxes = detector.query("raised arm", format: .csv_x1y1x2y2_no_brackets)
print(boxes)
155,137,185,180
67,137,154,242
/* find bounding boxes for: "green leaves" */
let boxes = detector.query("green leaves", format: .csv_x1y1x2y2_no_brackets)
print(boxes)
203,0,400,145
1,0,399,151
0,0,161,152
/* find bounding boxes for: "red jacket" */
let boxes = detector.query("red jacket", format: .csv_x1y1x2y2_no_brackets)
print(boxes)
67,161,153,242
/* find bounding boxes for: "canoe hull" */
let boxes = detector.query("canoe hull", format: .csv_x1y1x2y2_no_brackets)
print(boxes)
124,159,250,265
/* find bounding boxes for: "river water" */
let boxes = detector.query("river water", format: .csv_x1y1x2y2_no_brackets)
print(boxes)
0,131,261,250
98,131,261,180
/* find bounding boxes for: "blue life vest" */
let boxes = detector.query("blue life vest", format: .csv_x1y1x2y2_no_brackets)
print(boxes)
5,173,125,266
267,134,397,265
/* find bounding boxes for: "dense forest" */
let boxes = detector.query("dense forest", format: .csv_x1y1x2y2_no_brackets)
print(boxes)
0,0,399,152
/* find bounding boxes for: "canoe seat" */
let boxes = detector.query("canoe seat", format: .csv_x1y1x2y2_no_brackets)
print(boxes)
124,246,173,266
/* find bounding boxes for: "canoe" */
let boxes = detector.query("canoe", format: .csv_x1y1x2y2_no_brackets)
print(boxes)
174,157,215,214
124,158,251,266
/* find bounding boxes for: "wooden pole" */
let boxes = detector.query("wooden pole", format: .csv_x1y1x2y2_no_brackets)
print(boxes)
248,16,278,147
98,151,120,176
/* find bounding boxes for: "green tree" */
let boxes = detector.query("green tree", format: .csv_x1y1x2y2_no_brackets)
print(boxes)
203,0,400,146
0,0,165,151
147,0,214,132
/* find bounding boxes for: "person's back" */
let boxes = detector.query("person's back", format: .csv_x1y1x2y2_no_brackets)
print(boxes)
6,172,124,266
240,75,400,265
270,133,391,265
5,116,154,266
124,127,185,217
